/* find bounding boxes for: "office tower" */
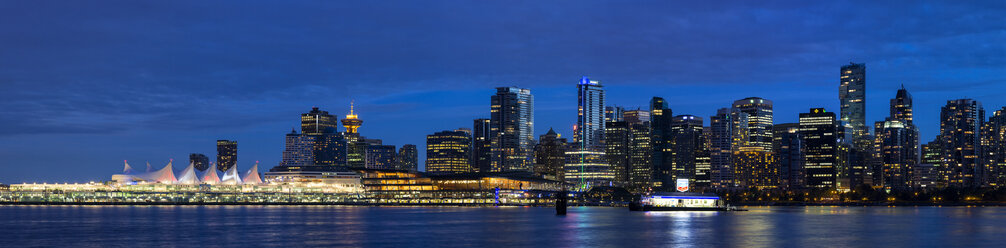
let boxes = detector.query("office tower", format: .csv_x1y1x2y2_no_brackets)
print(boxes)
301,107,339,134
940,99,984,187
534,128,568,181
732,146,777,189
732,97,774,151
649,97,673,188
984,107,1006,187
279,129,316,166
840,62,869,149
710,108,749,188
628,122,652,192
471,118,492,172
216,140,237,172
189,153,210,171
365,145,397,170
605,106,624,122
490,87,534,172
397,144,418,171
426,129,473,173
773,123,803,189
624,109,651,125
605,121,631,185
671,115,706,187
564,148,611,187
891,85,913,122
913,163,940,188
920,139,943,187
800,108,837,188
575,76,606,149
874,119,917,191
342,103,366,167
696,127,712,188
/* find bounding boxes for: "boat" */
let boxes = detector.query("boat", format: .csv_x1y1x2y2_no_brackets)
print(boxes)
629,192,736,211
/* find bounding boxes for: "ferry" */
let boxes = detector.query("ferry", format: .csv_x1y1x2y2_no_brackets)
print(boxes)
629,179,739,211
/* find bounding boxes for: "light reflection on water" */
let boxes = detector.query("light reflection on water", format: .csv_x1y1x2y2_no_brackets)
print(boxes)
2,205,1006,247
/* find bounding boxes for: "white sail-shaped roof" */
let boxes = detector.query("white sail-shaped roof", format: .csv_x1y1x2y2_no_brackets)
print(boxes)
176,162,201,185
134,161,177,183
200,168,221,184
222,165,242,185
123,160,135,174
146,162,153,172
242,163,263,184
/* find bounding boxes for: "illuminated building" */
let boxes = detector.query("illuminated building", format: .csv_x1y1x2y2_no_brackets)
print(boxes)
623,109,651,125
605,121,630,185
839,62,870,151
490,87,534,172
564,149,612,188
649,97,673,188
280,129,316,166
872,87,919,191
341,102,363,138
912,163,940,188
429,171,571,192
710,107,748,188
800,108,837,188
426,129,473,173
773,123,803,189
984,107,1006,187
891,85,913,122
534,128,568,181
265,165,363,188
189,153,209,171
671,115,707,187
732,146,777,189
575,76,606,150
397,144,418,171
366,145,397,170
939,99,984,187
471,118,492,172
628,122,652,192
216,140,238,172
732,97,774,151
605,106,624,122
302,107,339,134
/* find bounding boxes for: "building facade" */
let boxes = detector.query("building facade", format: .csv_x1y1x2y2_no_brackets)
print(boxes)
189,153,210,171
490,87,534,172
471,118,492,173
650,97,674,188
575,76,606,150
839,62,869,150
773,123,803,189
397,144,418,171
534,128,568,181
216,140,238,172
426,129,473,173
732,146,777,189
939,99,984,187
800,108,837,188
710,107,749,188
732,97,774,151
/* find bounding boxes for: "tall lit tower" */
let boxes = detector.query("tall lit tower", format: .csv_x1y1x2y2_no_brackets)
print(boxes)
490,87,534,172
341,101,363,138
575,76,606,150
940,99,984,187
840,62,868,148
732,97,774,151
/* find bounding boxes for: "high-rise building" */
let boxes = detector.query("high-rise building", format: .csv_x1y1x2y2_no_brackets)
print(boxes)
649,97,673,188
624,109,651,125
397,144,418,171
279,129,316,166
913,163,940,189
216,140,238,172
628,122,652,192
342,103,366,167
341,102,363,139
800,108,837,188
671,115,706,187
471,118,492,172
365,145,397,170
874,119,918,191
732,97,774,151
301,107,339,135
534,128,568,181
920,139,943,187
773,123,803,189
710,108,749,188
939,99,984,187
426,129,473,173
891,85,913,122
605,106,624,123
564,149,611,188
732,146,777,189
490,87,534,172
984,107,1006,187
605,121,631,185
840,62,869,150
189,153,210,171
575,76,606,149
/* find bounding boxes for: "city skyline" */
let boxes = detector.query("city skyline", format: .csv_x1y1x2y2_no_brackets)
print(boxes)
2,1,1006,183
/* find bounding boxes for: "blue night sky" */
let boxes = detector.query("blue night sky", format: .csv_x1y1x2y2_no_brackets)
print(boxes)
1,1,1004,183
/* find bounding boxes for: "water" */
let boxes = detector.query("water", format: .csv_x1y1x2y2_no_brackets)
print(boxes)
1,205,1005,247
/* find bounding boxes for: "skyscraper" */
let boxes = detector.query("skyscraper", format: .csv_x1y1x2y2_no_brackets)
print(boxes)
773,123,803,189
732,146,777,189
984,107,1006,187
732,97,774,151
490,87,534,172
840,62,869,149
366,145,397,170
800,108,837,188
575,76,606,149
627,121,652,192
426,129,473,173
279,129,315,166
649,97,673,188
940,99,984,187
605,121,631,185
623,109,651,125
710,107,748,188
397,144,418,171
189,153,210,171
891,85,913,122
216,140,238,172
605,106,624,123
301,107,339,134
872,86,919,191
471,118,492,173
534,128,568,181
671,115,706,187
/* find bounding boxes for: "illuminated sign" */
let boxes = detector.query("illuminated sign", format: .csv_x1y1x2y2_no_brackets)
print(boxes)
676,179,689,192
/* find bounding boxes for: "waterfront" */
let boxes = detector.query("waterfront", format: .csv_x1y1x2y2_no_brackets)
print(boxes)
2,206,1005,247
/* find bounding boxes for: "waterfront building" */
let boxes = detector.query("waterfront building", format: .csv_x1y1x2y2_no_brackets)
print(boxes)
426,129,473,173
839,62,870,151
984,107,1006,187
671,115,707,187
912,163,940,188
575,76,606,150
773,123,803,189
490,87,534,172
429,171,572,192
365,145,397,170
534,128,568,181
397,144,418,171
341,102,363,139
624,109,651,125
800,108,838,188
732,146,777,189
605,121,631,185
280,129,316,166
302,107,339,134
874,119,918,191
605,106,624,122
710,108,748,188
265,165,363,189
564,149,612,188
650,97,674,188
939,99,984,187
216,140,237,172
628,122,652,192
189,153,209,171
732,97,774,151
472,118,492,172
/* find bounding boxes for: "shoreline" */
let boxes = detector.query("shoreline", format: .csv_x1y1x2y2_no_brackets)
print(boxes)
3,201,1005,207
